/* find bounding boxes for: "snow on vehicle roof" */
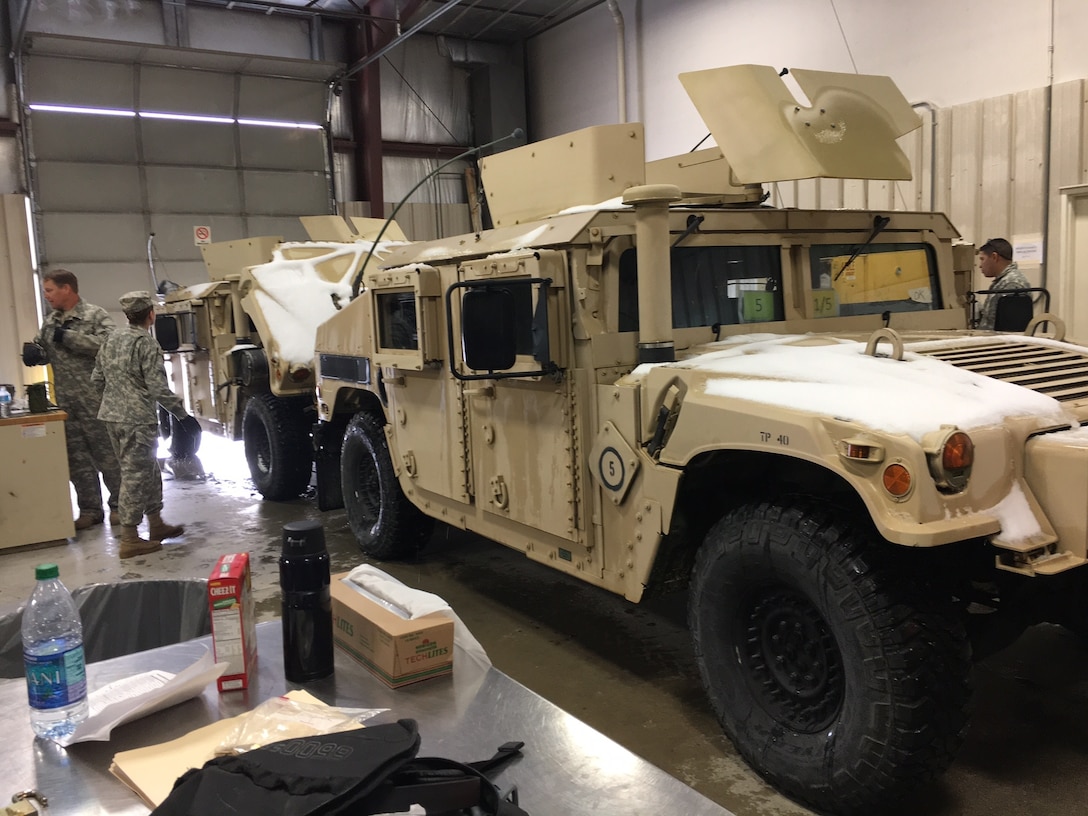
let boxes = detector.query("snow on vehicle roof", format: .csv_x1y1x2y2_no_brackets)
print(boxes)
634,334,1073,441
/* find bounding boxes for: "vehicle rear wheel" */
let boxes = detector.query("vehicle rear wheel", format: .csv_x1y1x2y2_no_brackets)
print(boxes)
340,411,434,559
689,499,972,815
242,393,312,500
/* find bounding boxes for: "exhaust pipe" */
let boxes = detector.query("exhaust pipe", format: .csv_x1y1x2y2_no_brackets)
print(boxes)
622,184,682,364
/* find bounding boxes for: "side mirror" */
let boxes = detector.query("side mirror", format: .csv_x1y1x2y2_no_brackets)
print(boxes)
155,314,181,352
462,288,517,372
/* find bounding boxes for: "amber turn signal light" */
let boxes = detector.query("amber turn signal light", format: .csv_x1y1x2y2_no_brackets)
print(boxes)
882,463,912,498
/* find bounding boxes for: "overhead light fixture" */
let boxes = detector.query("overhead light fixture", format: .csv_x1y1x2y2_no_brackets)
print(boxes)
237,118,323,130
29,103,135,117
30,103,321,131
140,111,234,124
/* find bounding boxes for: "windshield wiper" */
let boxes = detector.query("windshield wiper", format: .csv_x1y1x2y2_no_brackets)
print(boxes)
833,214,892,281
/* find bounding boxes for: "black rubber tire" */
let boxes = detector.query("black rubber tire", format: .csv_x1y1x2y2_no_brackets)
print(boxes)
242,393,312,500
340,411,434,559
689,500,972,815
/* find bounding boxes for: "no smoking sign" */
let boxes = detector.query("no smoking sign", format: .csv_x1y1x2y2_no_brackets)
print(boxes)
193,225,211,245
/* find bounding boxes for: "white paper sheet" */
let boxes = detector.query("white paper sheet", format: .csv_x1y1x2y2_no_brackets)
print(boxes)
56,650,228,746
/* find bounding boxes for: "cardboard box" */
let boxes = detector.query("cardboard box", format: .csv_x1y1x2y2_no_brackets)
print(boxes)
330,572,454,688
208,553,257,692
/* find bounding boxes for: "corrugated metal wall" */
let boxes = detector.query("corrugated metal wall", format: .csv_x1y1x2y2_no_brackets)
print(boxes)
770,78,1088,317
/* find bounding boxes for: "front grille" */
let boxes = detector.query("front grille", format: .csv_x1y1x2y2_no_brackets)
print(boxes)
917,341,1088,402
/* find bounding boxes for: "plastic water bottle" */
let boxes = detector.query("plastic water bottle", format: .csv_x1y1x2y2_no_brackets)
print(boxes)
22,564,89,739
0,385,11,417
280,520,334,682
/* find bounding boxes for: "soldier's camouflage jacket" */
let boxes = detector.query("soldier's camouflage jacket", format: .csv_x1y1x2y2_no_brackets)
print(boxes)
92,324,186,425
977,261,1032,331
33,298,115,420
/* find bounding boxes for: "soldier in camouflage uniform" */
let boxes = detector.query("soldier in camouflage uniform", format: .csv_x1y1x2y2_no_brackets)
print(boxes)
22,269,122,531
92,291,199,558
976,237,1031,331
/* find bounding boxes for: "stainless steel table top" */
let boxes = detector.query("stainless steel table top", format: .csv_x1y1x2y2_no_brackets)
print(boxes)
1,621,733,815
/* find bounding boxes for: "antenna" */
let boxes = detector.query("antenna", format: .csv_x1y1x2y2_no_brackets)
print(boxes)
350,128,525,297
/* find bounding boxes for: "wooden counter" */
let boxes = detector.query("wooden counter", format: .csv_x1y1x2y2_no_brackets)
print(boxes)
0,410,75,547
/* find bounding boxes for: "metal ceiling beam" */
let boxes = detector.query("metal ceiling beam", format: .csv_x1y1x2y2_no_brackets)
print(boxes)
187,0,400,23
523,0,605,38
331,0,470,85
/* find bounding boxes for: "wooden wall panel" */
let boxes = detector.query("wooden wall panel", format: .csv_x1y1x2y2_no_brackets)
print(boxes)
1012,87,1047,242
949,102,984,245
979,96,1013,241
1046,79,1087,315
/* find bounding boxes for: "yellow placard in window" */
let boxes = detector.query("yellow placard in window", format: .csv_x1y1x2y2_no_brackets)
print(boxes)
812,289,840,318
740,290,775,323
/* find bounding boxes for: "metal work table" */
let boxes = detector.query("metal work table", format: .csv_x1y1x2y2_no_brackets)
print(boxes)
1,621,733,815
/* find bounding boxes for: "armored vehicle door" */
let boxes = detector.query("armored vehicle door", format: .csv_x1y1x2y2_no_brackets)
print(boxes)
367,264,471,504
451,250,580,544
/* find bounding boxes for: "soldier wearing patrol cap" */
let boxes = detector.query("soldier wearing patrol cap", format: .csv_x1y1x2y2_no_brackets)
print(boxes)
92,291,199,558
22,269,122,531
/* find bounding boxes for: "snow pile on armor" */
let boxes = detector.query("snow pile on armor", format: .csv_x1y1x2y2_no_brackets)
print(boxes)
651,334,1072,440
249,242,389,367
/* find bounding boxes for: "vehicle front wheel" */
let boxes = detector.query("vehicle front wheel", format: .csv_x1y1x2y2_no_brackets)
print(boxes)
689,500,972,815
340,411,434,559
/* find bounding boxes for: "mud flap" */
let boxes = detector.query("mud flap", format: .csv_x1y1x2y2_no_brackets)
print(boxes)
314,420,346,511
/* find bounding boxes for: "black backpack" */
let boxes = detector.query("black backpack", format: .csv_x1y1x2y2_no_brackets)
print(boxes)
151,719,529,816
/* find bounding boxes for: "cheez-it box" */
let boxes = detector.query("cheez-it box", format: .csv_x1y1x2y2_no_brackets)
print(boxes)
208,553,257,692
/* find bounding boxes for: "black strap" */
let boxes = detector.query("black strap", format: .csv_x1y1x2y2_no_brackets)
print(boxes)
355,743,529,816
466,741,525,776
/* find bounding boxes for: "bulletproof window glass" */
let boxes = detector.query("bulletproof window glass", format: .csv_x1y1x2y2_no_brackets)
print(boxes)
460,282,536,364
462,288,518,371
376,292,418,350
809,242,940,318
619,245,783,332
154,314,181,352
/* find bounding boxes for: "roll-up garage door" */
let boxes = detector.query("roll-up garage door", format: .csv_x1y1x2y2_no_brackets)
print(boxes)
22,35,339,316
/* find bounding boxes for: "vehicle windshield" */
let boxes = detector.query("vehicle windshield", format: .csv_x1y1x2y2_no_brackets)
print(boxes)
809,242,940,318
619,245,783,332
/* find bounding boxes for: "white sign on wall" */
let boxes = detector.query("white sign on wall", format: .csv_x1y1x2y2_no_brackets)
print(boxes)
193,226,211,245
1012,234,1043,265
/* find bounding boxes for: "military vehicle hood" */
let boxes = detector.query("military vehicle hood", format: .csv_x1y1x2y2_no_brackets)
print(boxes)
628,333,1081,441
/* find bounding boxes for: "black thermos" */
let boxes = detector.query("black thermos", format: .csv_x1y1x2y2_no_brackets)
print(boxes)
280,520,334,682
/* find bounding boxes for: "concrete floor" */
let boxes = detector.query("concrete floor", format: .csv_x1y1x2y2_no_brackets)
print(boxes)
4,433,1088,816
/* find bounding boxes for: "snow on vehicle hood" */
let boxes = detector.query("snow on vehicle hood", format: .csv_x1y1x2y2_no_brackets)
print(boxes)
632,334,1074,441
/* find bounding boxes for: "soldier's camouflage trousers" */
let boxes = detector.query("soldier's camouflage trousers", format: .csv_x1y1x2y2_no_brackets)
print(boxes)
104,422,163,527
66,412,121,515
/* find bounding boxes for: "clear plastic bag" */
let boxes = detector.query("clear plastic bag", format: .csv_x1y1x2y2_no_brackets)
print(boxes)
214,695,388,755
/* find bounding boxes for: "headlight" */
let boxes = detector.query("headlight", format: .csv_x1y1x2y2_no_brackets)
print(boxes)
923,426,974,493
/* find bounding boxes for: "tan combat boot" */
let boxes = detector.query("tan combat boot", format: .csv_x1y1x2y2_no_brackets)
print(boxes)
119,526,162,558
74,511,104,530
109,510,120,526
147,511,184,540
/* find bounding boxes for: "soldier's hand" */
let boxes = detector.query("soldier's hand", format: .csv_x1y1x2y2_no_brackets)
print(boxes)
22,342,47,366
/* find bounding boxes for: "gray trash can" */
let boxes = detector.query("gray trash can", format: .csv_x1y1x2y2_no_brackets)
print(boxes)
0,579,211,679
